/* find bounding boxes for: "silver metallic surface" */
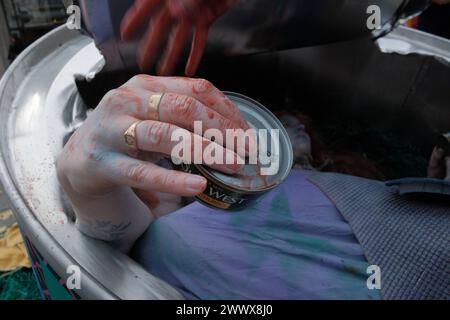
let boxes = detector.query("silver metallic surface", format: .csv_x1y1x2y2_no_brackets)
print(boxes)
377,26,450,65
0,26,183,300
79,0,429,71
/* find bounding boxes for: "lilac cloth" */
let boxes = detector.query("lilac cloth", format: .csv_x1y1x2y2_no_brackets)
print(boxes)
131,170,381,299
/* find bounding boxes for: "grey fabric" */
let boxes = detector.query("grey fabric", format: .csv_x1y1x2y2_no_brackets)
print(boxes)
307,172,450,300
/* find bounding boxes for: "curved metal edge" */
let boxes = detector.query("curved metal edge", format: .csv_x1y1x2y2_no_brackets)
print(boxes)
0,26,118,300
376,26,450,65
0,26,184,300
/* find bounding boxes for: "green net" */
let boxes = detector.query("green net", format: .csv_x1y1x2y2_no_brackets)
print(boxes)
0,268,41,300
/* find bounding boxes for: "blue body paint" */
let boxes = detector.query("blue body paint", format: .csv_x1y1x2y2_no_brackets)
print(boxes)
132,170,381,300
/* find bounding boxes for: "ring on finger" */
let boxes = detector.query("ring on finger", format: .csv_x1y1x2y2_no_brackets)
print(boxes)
124,120,142,150
148,93,164,121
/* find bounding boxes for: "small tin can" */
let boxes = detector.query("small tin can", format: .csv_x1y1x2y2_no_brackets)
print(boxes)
172,92,293,211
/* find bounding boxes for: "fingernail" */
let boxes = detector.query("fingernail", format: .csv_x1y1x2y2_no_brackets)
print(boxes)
186,175,206,192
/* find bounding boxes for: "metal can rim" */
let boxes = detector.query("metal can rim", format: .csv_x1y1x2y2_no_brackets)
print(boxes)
197,91,294,194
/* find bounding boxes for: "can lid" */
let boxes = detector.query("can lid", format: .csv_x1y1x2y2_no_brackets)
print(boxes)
201,92,293,192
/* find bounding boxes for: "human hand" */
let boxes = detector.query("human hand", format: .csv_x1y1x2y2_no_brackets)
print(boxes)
57,76,250,218
121,0,239,76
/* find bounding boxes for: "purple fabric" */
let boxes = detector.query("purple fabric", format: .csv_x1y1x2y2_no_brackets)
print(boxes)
131,170,381,299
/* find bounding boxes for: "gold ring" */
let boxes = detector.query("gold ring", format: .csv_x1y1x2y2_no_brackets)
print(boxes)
124,121,142,150
148,93,164,121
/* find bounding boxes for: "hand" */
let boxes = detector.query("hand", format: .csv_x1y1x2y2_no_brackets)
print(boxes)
120,0,239,76
427,147,450,181
57,77,250,247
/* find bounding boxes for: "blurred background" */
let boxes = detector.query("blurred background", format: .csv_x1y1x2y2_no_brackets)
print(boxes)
0,0,68,77
1,0,450,78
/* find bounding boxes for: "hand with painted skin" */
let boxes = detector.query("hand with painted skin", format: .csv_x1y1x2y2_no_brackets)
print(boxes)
120,0,240,76
427,147,450,181
56,76,250,252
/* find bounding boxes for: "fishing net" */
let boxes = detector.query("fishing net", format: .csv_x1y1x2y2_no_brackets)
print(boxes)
0,220,41,300
0,268,41,300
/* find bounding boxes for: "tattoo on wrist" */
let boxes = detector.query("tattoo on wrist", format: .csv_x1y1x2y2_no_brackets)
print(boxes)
78,219,132,241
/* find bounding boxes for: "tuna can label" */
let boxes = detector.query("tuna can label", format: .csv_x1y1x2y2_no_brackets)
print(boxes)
173,163,262,210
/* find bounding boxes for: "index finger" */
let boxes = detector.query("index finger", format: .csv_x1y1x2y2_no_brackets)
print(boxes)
185,27,208,77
